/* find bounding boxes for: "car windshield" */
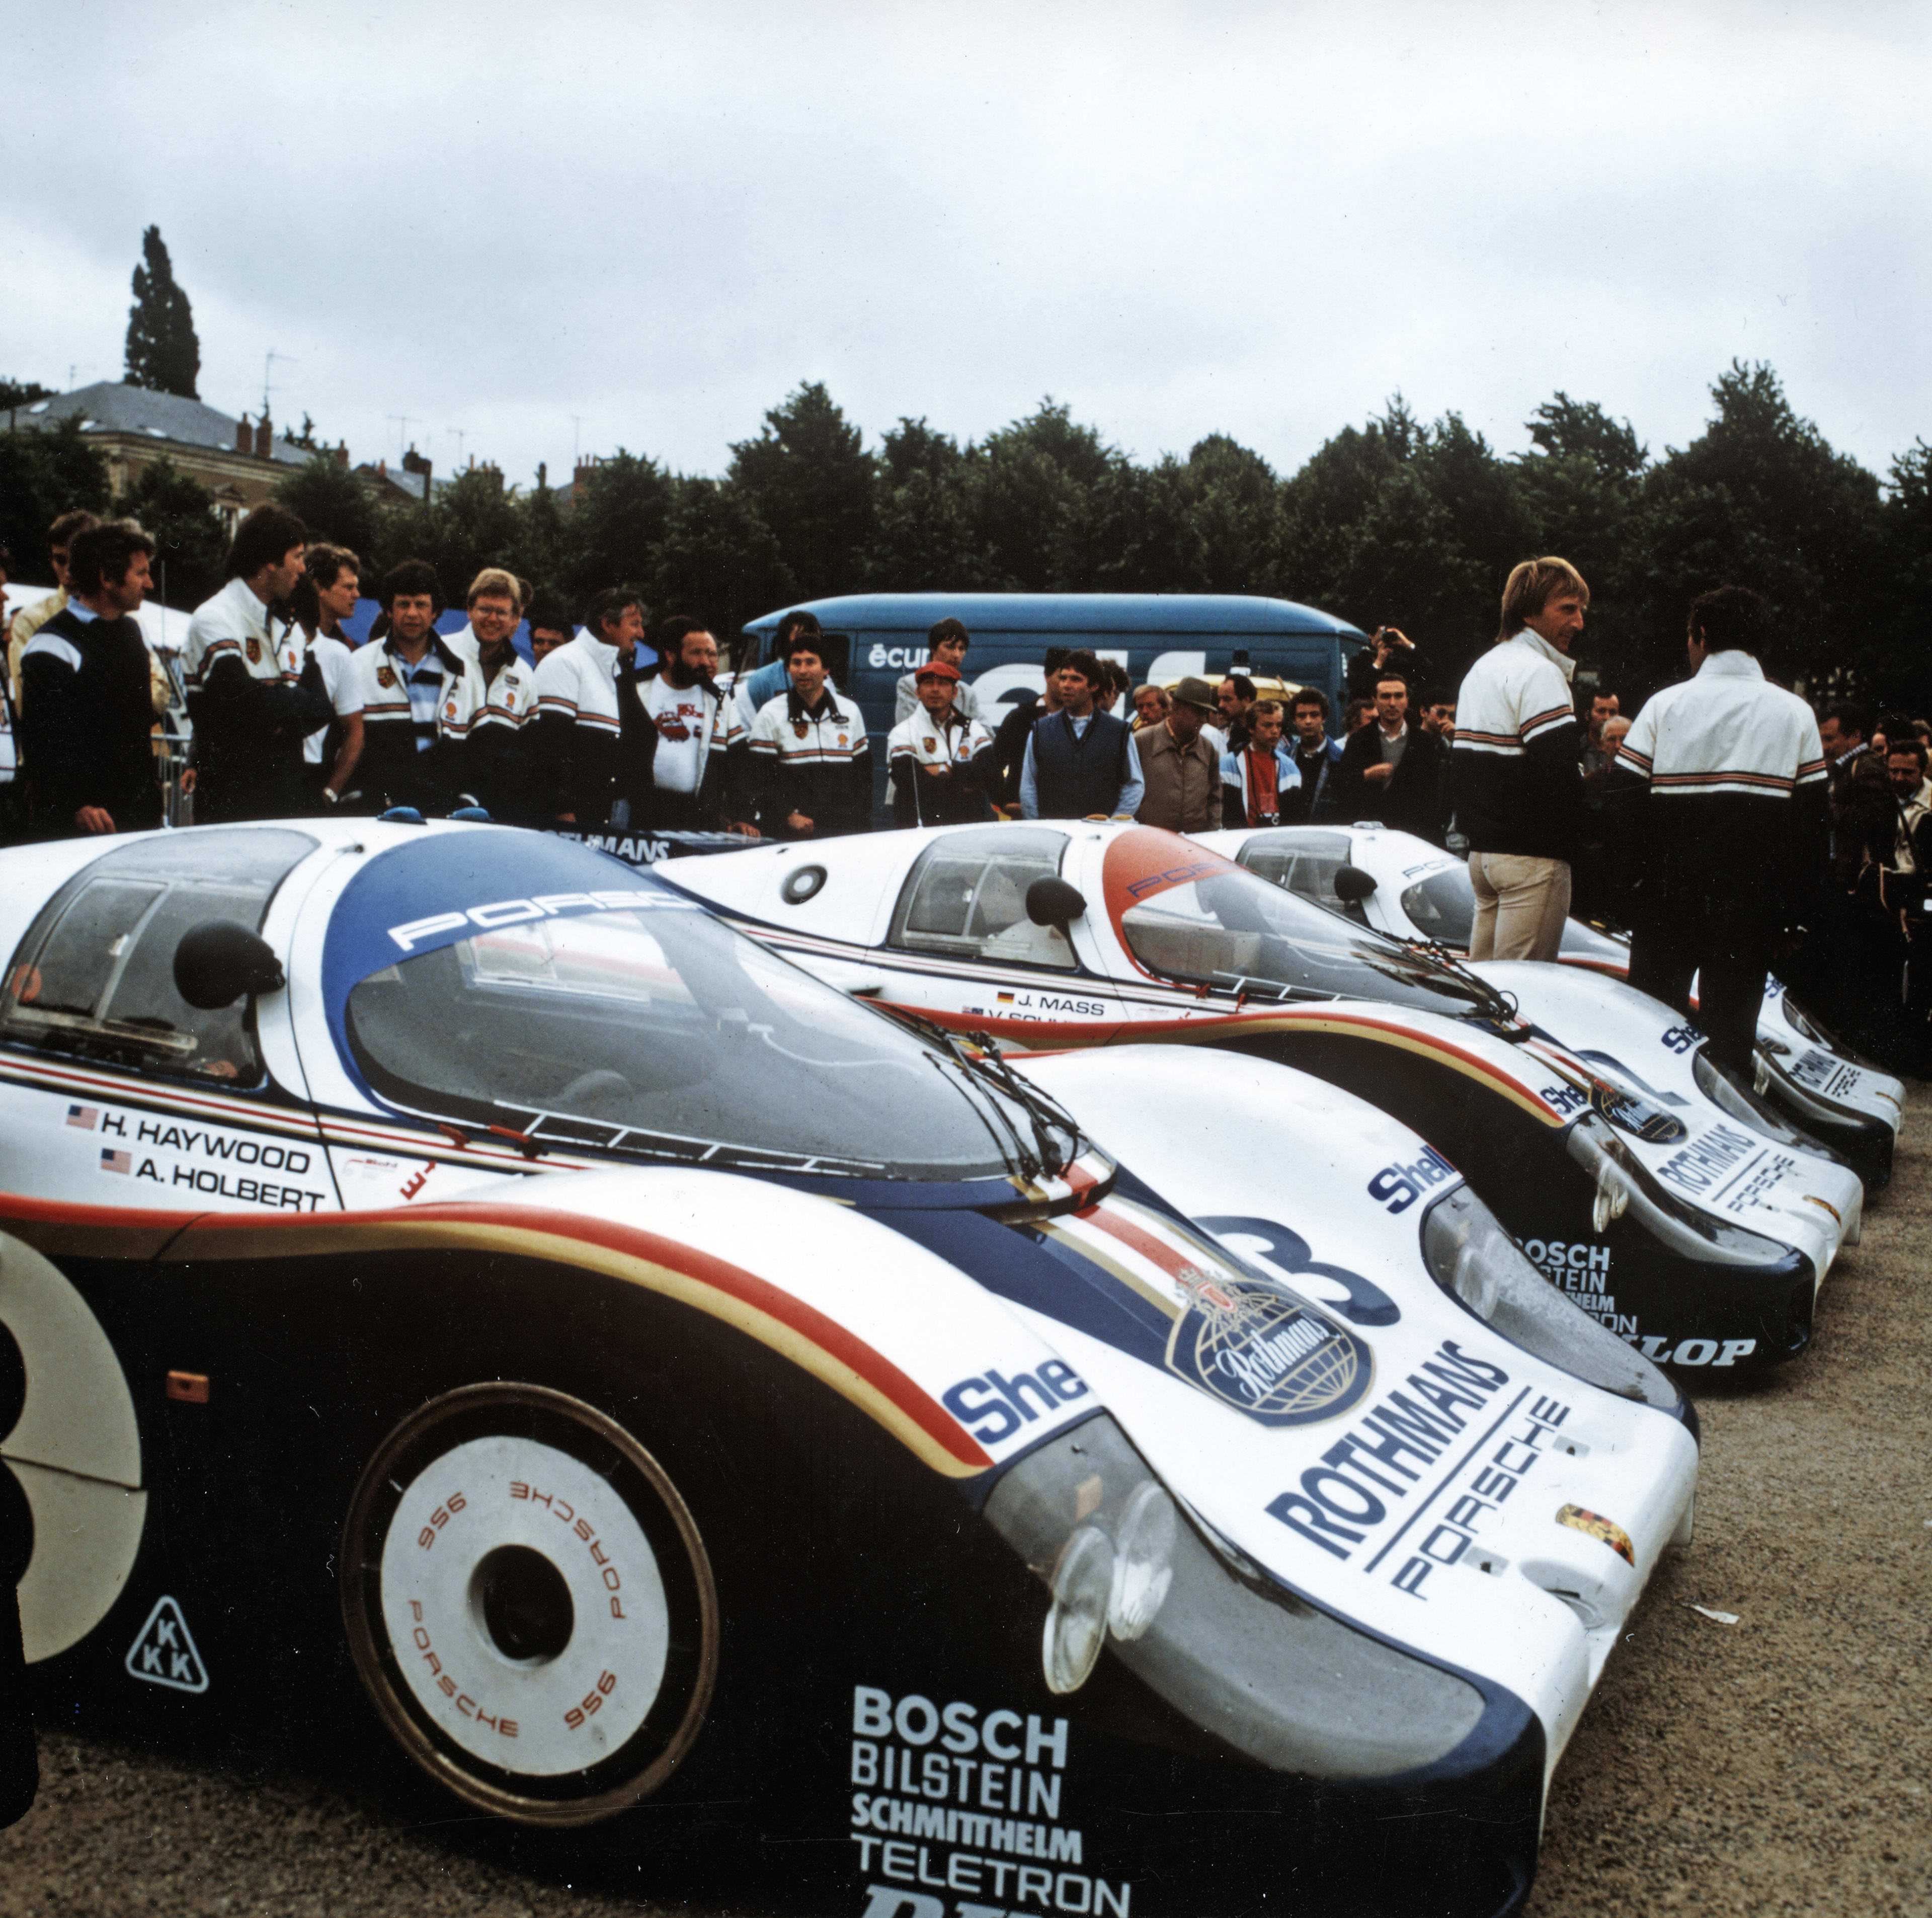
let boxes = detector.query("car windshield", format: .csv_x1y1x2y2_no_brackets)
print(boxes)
1105,831,1494,1017
345,896,1061,1181
1399,867,1477,946
1396,863,1629,967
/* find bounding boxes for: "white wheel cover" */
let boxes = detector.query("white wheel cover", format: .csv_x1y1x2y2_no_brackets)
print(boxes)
379,1434,669,1776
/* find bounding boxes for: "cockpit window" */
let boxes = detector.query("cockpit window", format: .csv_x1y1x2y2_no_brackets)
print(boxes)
0,830,315,1085
888,827,1077,970
1234,831,1362,921
345,897,1043,1180
1399,868,1477,947
1103,829,1490,1017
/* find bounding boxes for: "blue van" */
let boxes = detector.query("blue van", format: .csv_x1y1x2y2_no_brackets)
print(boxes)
738,592,1366,820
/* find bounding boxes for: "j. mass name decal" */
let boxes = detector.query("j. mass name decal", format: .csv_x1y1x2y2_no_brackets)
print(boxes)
849,1686,1132,1918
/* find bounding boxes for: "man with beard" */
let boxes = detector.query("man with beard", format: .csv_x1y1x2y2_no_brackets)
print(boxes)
617,615,755,833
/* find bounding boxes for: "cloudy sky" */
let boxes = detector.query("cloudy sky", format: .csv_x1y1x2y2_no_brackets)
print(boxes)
6,2,1927,489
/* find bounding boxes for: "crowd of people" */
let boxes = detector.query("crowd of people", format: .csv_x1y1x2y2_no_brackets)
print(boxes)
4,508,1928,1071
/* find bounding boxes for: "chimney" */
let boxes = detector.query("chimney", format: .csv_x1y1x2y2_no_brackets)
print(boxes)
378,457,387,475
574,456,599,492
403,443,431,475
236,414,252,453
334,440,350,468
254,414,273,458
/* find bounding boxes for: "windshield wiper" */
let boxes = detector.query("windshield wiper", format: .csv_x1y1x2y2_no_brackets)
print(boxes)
958,1038,1083,1178
889,1009,1082,1180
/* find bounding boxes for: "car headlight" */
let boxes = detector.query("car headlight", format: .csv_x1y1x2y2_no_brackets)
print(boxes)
983,1415,1487,1776
1420,1186,1678,1409
1692,1047,1848,1165
1043,1526,1114,1694
1564,1113,1798,1266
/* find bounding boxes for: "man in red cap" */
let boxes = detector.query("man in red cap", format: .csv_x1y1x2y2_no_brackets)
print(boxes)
887,659,995,827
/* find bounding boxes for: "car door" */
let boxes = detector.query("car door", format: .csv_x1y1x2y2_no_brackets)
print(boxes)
873,825,1133,1042
0,828,338,1217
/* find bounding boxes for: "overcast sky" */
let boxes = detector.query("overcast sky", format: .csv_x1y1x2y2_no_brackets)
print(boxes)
6,2,1928,491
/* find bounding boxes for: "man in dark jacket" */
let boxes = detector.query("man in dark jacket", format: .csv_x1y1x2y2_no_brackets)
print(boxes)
1019,650,1144,821
1344,626,1434,704
19,519,165,837
1335,673,1448,842
1288,690,1345,822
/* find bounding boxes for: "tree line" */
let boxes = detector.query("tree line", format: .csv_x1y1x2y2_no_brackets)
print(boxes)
4,361,1928,707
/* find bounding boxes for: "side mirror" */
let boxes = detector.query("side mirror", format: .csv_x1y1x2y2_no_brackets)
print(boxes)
1026,876,1088,928
174,920,285,1010
1332,865,1379,904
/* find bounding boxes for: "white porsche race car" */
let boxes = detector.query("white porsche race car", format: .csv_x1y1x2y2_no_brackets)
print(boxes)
1200,823,1904,1187
0,819,1695,1916
667,822,1865,1370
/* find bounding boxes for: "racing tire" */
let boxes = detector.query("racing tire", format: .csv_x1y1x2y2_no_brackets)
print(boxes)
340,1382,718,1827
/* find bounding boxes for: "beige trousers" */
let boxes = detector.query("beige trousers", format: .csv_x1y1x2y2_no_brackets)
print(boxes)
1468,852,1571,962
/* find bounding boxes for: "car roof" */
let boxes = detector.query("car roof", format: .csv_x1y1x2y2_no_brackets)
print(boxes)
740,593,1364,640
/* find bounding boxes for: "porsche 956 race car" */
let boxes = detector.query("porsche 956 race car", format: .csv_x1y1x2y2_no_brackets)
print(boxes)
667,822,1864,1370
0,820,1697,1917
1198,823,1903,1187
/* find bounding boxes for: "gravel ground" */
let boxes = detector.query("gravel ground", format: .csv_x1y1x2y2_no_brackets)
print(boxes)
5,1091,1928,1918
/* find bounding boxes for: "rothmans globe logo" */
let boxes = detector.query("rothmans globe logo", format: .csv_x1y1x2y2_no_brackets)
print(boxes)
1164,1266,1371,1427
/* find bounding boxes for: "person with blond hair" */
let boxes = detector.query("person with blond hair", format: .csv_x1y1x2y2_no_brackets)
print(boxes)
1450,556,1589,960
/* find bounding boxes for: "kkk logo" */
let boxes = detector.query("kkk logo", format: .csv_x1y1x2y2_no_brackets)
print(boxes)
1165,1266,1371,1427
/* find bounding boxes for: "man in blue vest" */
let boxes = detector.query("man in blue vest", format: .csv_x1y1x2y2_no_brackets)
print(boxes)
1018,649,1144,821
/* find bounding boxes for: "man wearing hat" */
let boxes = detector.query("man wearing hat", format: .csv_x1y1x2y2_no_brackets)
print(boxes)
1136,677,1225,834
888,659,995,827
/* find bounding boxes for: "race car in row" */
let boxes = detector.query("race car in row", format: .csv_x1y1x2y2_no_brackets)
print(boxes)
667,822,1866,1370
1198,823,1903,1186
0,819,1696,1915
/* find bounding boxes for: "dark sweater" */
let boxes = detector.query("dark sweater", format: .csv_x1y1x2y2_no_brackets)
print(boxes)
18,607,163,835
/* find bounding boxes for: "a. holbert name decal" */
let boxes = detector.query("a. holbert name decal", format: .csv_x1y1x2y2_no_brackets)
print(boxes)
850,1686,1130,1915
1165,1269,1371,1428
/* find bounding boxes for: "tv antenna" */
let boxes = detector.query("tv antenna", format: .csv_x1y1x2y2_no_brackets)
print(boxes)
447,426,469,465
386,414,418,461
263,349,296,420
571,415,590,466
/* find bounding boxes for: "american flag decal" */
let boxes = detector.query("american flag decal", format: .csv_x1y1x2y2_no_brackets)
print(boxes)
66,1103,100,1130
100,1148,131,1175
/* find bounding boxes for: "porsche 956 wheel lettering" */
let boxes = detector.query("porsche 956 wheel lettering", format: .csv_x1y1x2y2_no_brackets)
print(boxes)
341,1383,718,1826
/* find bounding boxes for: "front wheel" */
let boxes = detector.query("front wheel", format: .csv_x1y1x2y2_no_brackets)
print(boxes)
340,1383,718,1826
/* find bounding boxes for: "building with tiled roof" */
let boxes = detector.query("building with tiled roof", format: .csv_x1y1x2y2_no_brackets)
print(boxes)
6,382,349,538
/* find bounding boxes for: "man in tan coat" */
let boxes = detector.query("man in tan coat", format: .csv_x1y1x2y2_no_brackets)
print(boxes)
1136,676,1223,833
